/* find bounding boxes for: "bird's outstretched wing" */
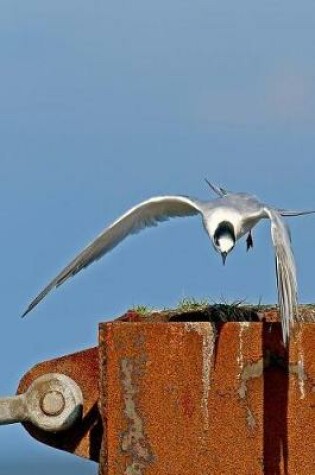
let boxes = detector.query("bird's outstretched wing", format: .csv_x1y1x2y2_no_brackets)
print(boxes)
204,179,228,197
22,196,203,317
264,207,298,344
277,208,315,217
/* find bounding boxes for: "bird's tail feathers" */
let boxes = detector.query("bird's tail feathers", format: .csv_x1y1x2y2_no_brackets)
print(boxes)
278,209,315,217
204,179,228,197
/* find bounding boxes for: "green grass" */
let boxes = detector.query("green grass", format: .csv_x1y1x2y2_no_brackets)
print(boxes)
131,304,153,316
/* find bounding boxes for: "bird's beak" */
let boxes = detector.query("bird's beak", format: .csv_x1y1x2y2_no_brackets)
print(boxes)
221,252,227,265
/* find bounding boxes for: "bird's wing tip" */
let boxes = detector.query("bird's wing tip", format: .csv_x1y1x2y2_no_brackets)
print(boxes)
21,308,30,318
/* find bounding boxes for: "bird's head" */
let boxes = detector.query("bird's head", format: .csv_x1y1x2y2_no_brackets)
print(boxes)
213,221,235,265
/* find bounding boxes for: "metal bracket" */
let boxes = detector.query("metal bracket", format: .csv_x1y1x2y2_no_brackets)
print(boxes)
16,346,101,461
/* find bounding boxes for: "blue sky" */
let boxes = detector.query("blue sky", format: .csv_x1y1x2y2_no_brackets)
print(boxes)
1,1,315,473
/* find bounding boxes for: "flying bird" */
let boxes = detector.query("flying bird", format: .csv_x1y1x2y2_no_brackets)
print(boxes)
22,182,315,344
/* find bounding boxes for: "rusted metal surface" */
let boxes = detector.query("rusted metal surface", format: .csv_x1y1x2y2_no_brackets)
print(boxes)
11,305,315,472
17,347,101,462
99,317,315,475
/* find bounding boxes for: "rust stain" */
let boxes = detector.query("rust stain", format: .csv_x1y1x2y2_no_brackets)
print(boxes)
180,386,195,418
120,358,154,474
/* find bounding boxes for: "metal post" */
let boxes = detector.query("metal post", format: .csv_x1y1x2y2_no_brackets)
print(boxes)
99,318,315,474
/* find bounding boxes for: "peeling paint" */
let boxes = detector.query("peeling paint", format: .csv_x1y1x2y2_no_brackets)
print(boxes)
246,407,256,430
289,362,308,400
295,327,307,399
237,322,250,373
184,323,215,430
120,358,154,474
125,463,144,475
238,359,264,400
238,358,263,431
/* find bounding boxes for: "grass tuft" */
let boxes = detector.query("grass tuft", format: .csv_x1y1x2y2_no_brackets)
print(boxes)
176,297,210,312
131,304,153,316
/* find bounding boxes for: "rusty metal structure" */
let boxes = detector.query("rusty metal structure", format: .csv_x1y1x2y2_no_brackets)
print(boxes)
0,305,314,474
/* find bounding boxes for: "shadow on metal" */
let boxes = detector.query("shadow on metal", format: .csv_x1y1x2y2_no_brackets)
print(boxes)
263,324,289,475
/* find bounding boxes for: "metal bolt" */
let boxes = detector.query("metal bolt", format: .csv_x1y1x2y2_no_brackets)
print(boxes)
40,391,65,417
0,373,83,431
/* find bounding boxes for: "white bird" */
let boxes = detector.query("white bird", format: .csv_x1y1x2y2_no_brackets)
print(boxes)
22,181,315,344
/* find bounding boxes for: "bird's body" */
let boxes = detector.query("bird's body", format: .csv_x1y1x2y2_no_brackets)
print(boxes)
202,193,263,241
22,182,315,344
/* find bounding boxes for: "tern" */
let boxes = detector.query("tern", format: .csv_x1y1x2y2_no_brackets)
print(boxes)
22,181,314,344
